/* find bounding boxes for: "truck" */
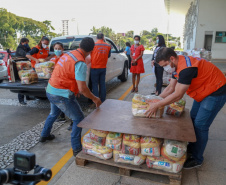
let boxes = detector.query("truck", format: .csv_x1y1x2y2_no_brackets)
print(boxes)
0,35,129,98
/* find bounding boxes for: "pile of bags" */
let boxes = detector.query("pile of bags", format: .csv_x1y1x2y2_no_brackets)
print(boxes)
132,94,164,118
35,61,55,79
166,98,186,117
82,129,187,173
16,61,31,71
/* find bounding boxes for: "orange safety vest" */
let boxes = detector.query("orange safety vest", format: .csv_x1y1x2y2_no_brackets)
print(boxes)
50,53,64,65
31,45,49,68
174,55,226,102
49,49,85,95
91,40,111,68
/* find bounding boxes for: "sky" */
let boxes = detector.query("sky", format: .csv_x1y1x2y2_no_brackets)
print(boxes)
1,0,186,37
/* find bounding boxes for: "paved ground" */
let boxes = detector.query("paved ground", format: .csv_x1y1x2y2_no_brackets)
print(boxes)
0,52,226,185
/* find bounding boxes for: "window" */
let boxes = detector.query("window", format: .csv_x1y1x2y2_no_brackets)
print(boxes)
105,40,118,53
0,53,5,59
215,32,226,43
50,38,83,51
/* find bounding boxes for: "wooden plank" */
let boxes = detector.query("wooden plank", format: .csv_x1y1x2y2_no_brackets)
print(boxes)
78,99,196,142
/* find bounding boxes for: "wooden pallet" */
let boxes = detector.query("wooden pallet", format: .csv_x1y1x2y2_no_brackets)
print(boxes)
76,152,182,185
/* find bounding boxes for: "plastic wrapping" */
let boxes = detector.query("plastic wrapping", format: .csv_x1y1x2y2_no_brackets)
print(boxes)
35,61,55,79
16,61,31,71
105,132,122,150
113,150,146,166
162,71,172,85
89,129,108,146
82,133,112,160
132,94,164,118
140,136,163,157
121,134,140,156
18,70,38,84
146,154,186,173
161,139,187,162
166,98,186,117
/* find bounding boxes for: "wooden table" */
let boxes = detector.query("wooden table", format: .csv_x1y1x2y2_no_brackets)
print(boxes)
78,99,196,142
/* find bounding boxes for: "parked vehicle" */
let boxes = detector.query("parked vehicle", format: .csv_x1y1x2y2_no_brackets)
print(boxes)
0,35,128,97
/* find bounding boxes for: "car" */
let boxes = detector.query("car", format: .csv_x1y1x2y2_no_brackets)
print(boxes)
0,35,128,97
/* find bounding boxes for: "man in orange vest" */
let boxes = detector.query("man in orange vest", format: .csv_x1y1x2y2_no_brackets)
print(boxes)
39,37,102,157
145,47,226,169
90,33,111,102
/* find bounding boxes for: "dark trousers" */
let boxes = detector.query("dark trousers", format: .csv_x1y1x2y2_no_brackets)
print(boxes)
154,66,164,95
127,55,131,69
18,94,29,103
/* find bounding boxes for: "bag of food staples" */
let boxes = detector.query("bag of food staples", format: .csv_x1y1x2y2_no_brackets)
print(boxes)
132,94,164,118
18,70,38,84
161,139,187,162
105,132,122,150
146,154,186,173
16,61,31,71
89,129,108,146
166,98,186,117
121,134,140,156
140,136,163,157
113,150,146,166
82,133,112,160
35,61,55,79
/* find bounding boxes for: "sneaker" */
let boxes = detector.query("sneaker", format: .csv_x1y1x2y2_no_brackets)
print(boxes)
55,117,66,123
19,101,27,105
73,148,82,157
39,134,55,142
183,157,203,169
67,122,73,131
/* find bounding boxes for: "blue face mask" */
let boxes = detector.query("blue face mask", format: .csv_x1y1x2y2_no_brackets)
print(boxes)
54,50,62,56
156,40,159,44
24,43,29,47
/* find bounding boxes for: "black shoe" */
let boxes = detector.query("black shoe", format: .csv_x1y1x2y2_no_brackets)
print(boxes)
20,101,27,105
39,134,55,142
183,157,203,169
55,117,66,123
67,122,73,131
73,148,82,157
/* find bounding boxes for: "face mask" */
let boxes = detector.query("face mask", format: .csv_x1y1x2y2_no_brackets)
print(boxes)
54,50,62,56
156,40,159,44
163,61,175,73
42,43,47,49
134,41,139,45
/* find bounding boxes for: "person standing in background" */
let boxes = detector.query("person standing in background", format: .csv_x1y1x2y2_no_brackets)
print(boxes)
90,33,111,102
124,42,131,69
151,35,166,95
130,35,145,93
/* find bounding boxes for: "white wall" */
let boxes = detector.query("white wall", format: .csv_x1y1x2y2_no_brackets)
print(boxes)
196,0,226,59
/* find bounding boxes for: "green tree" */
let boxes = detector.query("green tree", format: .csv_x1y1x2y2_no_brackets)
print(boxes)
151,27,158,37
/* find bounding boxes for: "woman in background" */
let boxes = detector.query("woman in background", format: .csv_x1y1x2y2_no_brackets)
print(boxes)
124,42,131,69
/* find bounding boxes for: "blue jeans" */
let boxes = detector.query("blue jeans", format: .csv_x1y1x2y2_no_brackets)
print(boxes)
189,94,226,163
41,93,84,151
90,68,106,102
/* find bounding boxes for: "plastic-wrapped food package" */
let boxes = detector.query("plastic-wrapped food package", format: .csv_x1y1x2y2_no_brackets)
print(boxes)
161,139,187,162
113,150,146,166
18,70,38,84
132,94,164,118
166,98,186,117
16,61,31,71
121,134,140,156
35,61,55,79
140,136,163,157
89,129,108,146
82,133,112,160
105,132,122,150
146,154,186,173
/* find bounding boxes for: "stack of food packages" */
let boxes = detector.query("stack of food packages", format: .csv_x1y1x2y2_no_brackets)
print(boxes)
16,61,38,84
35,61,55,79
82,130,187,173
132,94,164,118
188,48,212,61
166,98,186,117
163,71,171,85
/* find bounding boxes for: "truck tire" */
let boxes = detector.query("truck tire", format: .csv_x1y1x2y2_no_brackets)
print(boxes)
118,61,128,82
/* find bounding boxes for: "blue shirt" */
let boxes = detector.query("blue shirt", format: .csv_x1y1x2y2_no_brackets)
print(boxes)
46,61,87,98
125,46,131,55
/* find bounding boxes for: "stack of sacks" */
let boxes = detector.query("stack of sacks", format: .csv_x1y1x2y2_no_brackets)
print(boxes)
146,155,186,173
18,70,38,85
35,61,55,79
140,136,163,157
113,150,146,165
89,129,108,146
121,134,140,155
82,133,112,160
16,61,31,71
105,132,122,150
132,94,164,118
166,98,186,117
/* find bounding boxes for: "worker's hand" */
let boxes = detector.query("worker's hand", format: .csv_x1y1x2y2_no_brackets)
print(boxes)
35,59,40,64
92,97,102,108
145,102,160,118
151,60,155,67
